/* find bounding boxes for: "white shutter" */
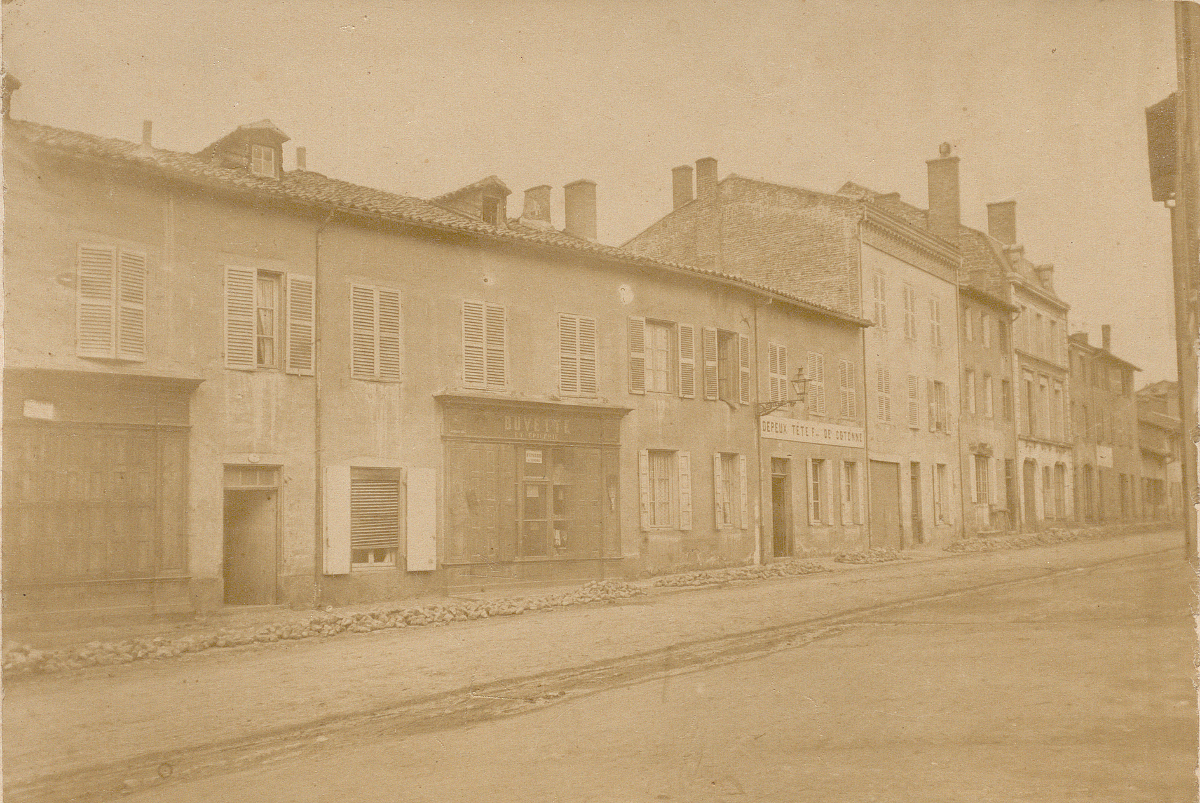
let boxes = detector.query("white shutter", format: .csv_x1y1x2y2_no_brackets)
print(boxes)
628,316,646,395
738,333,751,405
990,458,999,510
116,250,147,361
638,449,651,529
883,368,891,422
839,360,850,418
908,374,919,428
702,327,719,400
77,245,116,358
578,316,597,395
559,313,579,395
323,464,352,575
406,467,437,571
712,452,724,526
678,451,692,531
285,274,315,375
877,365,887,422
738,453,748,529
928,378,937,431
351,284,378,379
840,461,852,525
377,288,401,381
463,301,486,386
808,352,825,415
224,265,257,370
806,458,817,525
484,303,506,386
678,324,696,399
769,344,781,401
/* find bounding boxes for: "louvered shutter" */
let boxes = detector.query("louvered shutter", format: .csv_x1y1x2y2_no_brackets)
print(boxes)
77,245,116,358
702,328,719,400
769,344,780,401
738,453,748,529
678,452,692,530
808,353,825,415
352,285,377,379
578,316,597,395
350,473,400,551
116,250,147,360
638,450,651,529
463,301,486,386
928,378,937,431
678,324,696,399
712,453,724,525
840,461,852,525
908,374,919,428
777,345,789,403
286,274,315,375
839,359,854,418
377,289,401,380
628,316,646,395
806,459,817,525
225,265,257,370
882,368,891,422
559,314,579,395
484,303,506,386
738,334,751,405
877,365,887,422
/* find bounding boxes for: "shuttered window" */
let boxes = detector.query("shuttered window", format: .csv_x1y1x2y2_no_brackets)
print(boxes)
769,343,788,402
876,364,892,423
351,284,401,381
839,360,856,419
463,301,506,388
350,468,401,566
628,316,646,394
678,324,696,399
929,298,942,347
872,273,887,329
702,327,719,400
285,274,315,375
807,352,826,415
903,285,916,340
77,244,147,361
738,334,751,405
224,266,313,373
558,313,597,396
907,373,919,428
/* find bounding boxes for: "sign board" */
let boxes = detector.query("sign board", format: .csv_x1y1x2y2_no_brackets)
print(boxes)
759,415,865,448
1096,445,1114,468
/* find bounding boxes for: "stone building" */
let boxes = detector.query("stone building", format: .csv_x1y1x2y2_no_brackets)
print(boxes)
1136,380,1183,521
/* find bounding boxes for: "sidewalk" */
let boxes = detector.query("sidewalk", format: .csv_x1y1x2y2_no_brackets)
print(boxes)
3,529,1183,798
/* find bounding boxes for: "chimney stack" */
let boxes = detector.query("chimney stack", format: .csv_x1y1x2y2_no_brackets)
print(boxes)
695,157,718,205
520,185,553,229
2,72,20,119
672,165,694,209
563,180,597,241
926,143,960,238
136,120,154,156
987,200,1017,245
296,146,306,170
1033,263,1054,291
1101,324,1112,352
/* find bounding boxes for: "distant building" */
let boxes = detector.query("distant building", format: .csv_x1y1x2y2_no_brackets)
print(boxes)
1136,380,1182,521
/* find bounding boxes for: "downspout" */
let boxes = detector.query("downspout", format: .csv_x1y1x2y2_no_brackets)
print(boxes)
856,211,874,548
312,207,336,606
753,301,764,565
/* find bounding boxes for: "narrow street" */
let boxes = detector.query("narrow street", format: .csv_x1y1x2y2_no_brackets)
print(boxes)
123,546,1195,803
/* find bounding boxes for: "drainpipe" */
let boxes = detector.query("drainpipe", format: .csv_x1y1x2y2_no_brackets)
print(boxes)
753,301,764,565
856,212,874,549
312,207,336,606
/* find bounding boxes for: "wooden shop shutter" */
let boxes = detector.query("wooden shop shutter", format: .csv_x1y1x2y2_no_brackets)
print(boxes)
738,333,751,405
285,274,315,375
678,451,692,530
702,327,719,400
628,316,646,394
224,265,257,370
678,323,696,399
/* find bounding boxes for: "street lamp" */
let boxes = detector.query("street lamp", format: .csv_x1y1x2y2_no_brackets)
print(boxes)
757,368,808,417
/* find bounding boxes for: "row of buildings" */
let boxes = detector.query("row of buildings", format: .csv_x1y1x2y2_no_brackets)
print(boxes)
2,80,1183,623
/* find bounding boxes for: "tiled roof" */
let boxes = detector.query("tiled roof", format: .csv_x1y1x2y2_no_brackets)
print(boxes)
7,118,866,325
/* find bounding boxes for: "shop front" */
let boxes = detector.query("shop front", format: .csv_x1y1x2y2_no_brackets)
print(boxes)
437,396,628,590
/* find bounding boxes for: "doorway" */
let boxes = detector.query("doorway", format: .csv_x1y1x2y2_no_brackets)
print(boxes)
1022,459,1038,527
223,465,280,605
771,458,791,557
909,462,923,545
870,460,902,550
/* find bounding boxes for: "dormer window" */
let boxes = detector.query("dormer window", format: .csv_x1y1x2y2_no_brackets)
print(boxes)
481,194,504,226
251,144,277,178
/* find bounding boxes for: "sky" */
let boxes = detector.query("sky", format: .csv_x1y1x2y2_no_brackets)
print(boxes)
3,0,1183,382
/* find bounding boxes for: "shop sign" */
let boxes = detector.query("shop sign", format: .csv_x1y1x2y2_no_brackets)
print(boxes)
444,403,618,444
759,415,865,447
1096,445,1114,468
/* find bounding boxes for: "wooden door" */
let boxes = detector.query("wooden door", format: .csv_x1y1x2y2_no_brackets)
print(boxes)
771,459,791,557
1023,460,1038,526
870,460,902,550
909,462,923,545
223,489,277,605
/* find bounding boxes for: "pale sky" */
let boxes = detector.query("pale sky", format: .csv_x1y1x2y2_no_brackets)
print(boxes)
3,0,1182,381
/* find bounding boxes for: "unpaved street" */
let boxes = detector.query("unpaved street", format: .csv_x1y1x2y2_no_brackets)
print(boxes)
124,548,1196,803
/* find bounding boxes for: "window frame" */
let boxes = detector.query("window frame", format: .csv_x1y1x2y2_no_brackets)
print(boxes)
250,143,277,179
350,467,403,569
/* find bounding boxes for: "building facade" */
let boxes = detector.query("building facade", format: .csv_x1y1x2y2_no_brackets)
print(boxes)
1136,380,1183,521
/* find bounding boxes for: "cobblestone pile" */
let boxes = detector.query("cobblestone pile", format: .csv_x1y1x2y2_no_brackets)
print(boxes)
944,523,1152,554
833,548,909,564
652,560,827,588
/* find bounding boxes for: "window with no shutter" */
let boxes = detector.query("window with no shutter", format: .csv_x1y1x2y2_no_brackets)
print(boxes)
77,244,147,361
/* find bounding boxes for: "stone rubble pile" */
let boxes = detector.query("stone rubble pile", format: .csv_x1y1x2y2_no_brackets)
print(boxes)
652,560,827,588
833,548,909,564
943,523,1150,554
2,579,644,679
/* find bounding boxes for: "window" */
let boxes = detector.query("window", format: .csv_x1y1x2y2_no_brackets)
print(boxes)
250,144,276,178
808,352,826,415
225,267,314,373
808,458,827,524
965,369,976,415
462,301,506,388
351,284,402,381
873,273,887,328
974,455,990,504
997,318,1009,352
981,313,991,348
713,452,746,528
77,244,147,361
928,379,949,432
1043,465,1052,519
1048,320,1058,362
907,373,919,428
964,305,974,342
875,364,891,423
1054,463,1067,519
717,330,737,401
351,468,401,567
481,194,504,226
1002,379,1013,421
1038,376,1050,438
983,374,994,418
631,318,690,396
1035,313,1044,356
838,360,857,419
934,463,949,523
701,328,749,404
841,461,862,524
647,321,674,393
929,298,942,347
1022,372,1035,435
768,343,789,402
647,450,674,528
903,285,917,339
558,313,597,396
1052,381,1064,440
639,450,692,530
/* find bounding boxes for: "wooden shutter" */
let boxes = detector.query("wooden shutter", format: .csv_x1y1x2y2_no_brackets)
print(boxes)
738,453,748,529
738,333,751,405
882,368,890,422
559,313,579,395
628,316,646,395
484,303,506,386
638,450,651,529
351,284,377,379
806,458,817,525
286,274,315,375
678,324,696,399
908,374,919,428
927,378,937,431
77,245,116,358
713,452,724,525
678,451,692,530
702,327,719,400
406,467,437,571
808,352,825,415
116,250,147,360
840,461,852,525
224,265,257,370
877,365,887,422
578,316,597,395
323,464,352,575
463,301,486,387
840,359,855,418
377,289,401,380
350,472,400,551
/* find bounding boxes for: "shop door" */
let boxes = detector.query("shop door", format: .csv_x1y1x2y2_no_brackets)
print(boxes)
870,460,902,550
223,469,279,605
771,459,791,558
1023,460,1038,526
909,462,923,545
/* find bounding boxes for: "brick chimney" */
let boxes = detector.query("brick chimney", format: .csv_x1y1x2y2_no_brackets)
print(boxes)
296,146,306,170
137,120,153,156
695,157,718,205
1102,324,1112,352
987,200,1017,245
563,180,597,240
520,185,553,229
672,165,694,209
1033,264,1055,291
2,71,19,119
926,143,960,238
